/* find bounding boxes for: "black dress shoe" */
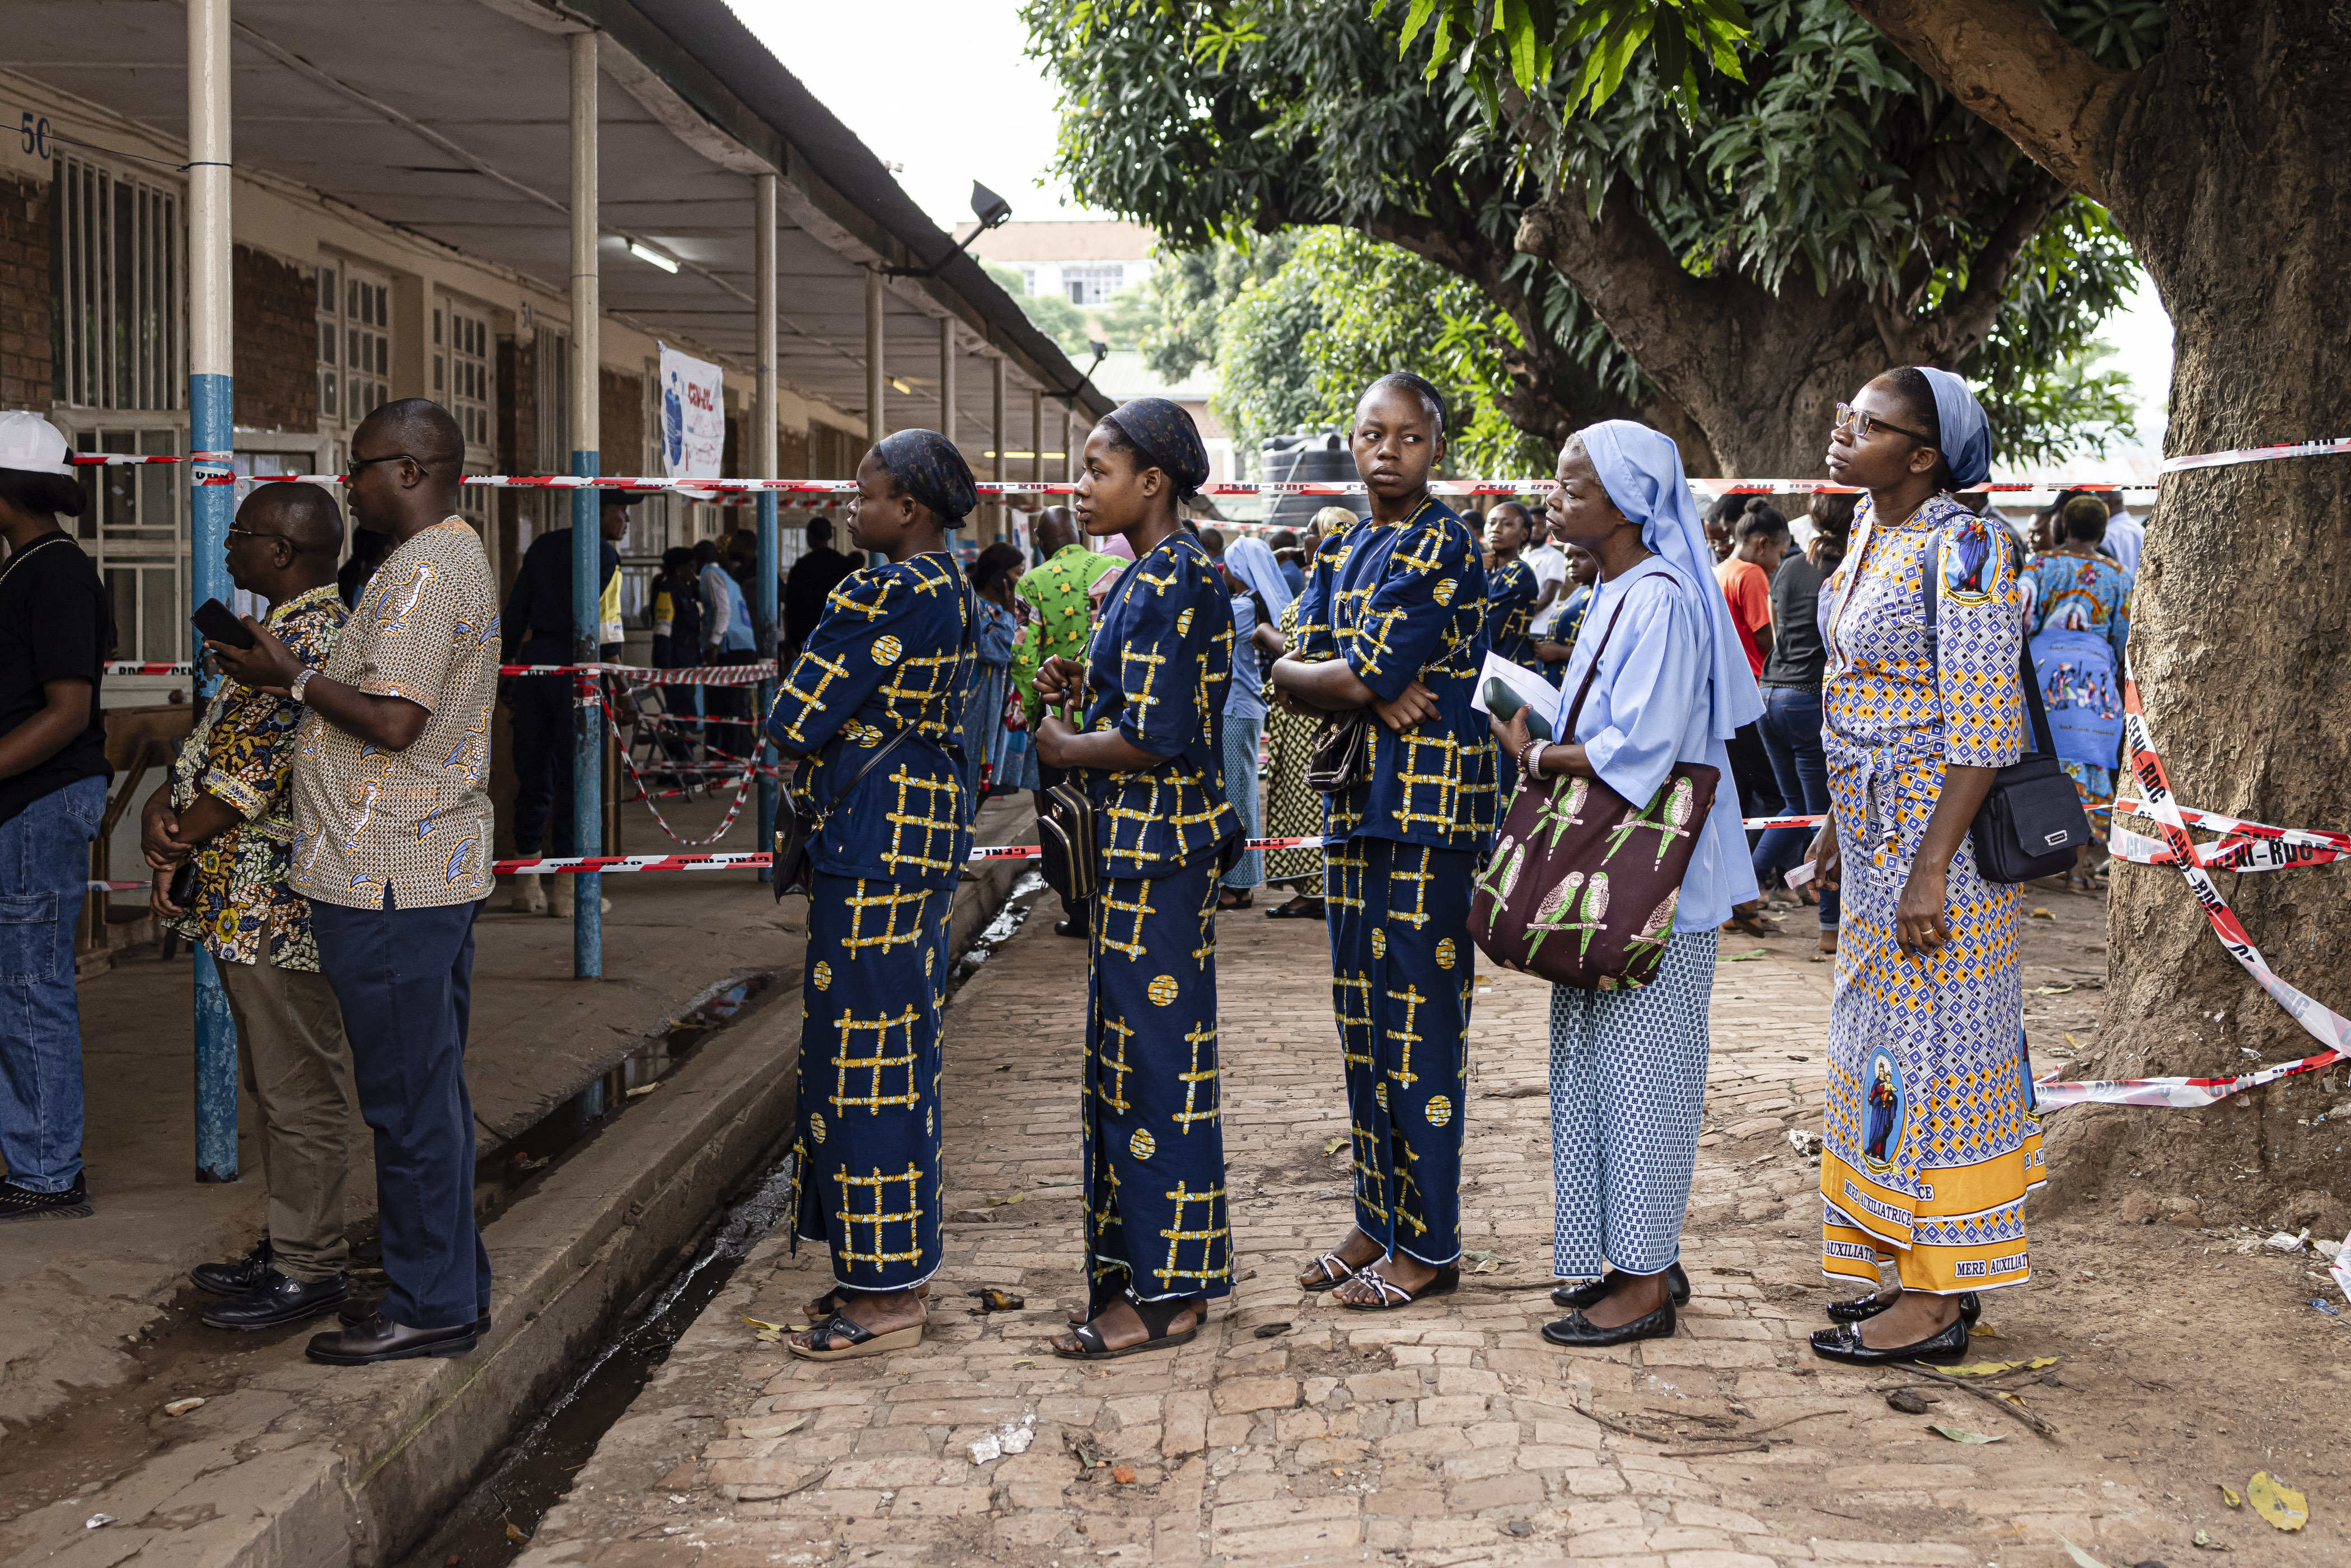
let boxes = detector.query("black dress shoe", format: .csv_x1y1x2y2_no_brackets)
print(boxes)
200,1270,348,1331
191,1240,273,1296
1807,1312,1971,1366
1052,919,1087,938
1541,1301,1676,1347
339,1298,491,1335
1553,1262,1690,1311
306,1311,479,1365
1824,1289,1980,1326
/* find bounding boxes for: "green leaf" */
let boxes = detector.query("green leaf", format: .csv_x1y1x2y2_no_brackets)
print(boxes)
1927,1424,2005,1444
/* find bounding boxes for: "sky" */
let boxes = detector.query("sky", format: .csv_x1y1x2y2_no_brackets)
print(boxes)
728,0,2174,470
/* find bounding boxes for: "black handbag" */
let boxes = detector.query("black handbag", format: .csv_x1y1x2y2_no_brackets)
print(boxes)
1037,778,1098,905
772,574,978,901
1923,527,2093,883
1306,710,1373,793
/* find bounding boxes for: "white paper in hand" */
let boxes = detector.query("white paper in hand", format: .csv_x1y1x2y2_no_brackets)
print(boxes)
1470,653,1567,741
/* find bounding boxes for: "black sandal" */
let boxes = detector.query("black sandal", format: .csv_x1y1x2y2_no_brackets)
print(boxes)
1297,1252,1361,1293
1219,889,1254,910
1266,898,1325,921
1336,1262,1460,1312
789,1309,924,1362
1052,1295,1202,1360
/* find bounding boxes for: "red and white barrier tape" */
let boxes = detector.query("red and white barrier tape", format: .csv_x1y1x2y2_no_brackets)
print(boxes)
101,658,773,684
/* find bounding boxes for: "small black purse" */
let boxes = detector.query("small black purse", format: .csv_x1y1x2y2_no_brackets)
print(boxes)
1924,527,2092,884
1305,710,1373,794
1037,778,1098,906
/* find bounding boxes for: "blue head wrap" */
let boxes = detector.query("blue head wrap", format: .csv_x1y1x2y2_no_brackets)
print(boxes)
872,428,977,523
1575,420,1764,741
1221,535,1294,621
1102,397,1210,500
1914,367,1993,490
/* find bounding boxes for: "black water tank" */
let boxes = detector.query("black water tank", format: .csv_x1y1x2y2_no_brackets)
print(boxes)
1259,433,1364,532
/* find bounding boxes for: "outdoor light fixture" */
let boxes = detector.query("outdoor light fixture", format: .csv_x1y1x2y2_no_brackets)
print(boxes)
627,238,680,274
886,181,1015,278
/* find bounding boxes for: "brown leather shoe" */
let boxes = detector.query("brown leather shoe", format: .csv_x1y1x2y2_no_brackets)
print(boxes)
305,1310,478,1365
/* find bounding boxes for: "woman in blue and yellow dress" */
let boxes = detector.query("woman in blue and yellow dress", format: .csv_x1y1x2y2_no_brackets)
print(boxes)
1482,502,1543,672
762,430,978,1362
1806,368,2036,1366
1034,397,1238,1359
1272,373,1497,1313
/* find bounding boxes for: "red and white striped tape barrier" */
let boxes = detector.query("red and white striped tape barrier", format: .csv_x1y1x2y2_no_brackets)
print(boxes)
105,658,774,684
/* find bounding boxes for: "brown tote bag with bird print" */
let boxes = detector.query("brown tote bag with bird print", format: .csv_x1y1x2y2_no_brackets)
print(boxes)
1468,575,1720,990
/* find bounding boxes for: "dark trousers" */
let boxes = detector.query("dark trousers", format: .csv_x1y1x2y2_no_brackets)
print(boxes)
1754,685,1841,930
507,675,577,857
1034,760,1090,924
1725,720,1782,848
310,891,491,1331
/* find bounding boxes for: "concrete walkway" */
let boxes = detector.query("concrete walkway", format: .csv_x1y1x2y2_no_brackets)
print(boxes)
513,883,2342,1568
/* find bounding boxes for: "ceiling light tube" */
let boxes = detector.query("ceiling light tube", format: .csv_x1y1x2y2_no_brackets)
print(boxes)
627,239,680,274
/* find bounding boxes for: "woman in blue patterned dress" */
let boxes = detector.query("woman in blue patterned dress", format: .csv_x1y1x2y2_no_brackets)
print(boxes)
1482,503,1543,671
762,430,978,1362
1034,398,1238,1359
2022,494,2133,890
962,542,1025,798
1806,368,2036,1366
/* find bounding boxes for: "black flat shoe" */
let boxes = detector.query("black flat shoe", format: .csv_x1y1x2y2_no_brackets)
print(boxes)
1808,1312,1971,1366
202,1270,347,1331
1553,1262,1690,1310
1824,1289,1980,1326
339,1298,490,1335
1265,900,1326,920
306,1311,478,1365
1052,919,1087,938
191,1239,273,1296
1541,1301,1676,1347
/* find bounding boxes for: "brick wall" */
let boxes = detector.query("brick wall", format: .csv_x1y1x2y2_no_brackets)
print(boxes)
0,177,53,411
811,421,860,480
599,367,641,476
232,245,316,432
495,334,535,593
779,426,809,480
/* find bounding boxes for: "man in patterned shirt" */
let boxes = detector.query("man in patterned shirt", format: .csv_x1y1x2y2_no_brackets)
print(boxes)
144,484,355,1331
1009,506,1123,935
212,401,499,1366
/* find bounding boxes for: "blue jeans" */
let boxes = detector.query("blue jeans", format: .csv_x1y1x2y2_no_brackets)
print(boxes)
0,775,107,1191
1221,709,1265,890
1753,687,1839,932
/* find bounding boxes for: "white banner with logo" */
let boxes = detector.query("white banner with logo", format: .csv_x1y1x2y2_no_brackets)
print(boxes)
658,343,724,481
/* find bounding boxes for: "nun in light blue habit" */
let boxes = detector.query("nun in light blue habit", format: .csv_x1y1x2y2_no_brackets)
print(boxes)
1492,418,1762,1349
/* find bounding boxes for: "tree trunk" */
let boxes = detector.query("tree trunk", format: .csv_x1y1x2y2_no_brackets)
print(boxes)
2046,0,2351,1228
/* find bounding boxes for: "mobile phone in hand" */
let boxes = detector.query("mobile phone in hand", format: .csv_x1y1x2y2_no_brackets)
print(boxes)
192,598,256,650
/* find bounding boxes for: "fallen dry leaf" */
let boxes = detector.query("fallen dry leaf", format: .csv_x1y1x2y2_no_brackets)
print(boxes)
2058,1538,2110,1568
986,1192,1027,1207
624,1082,659,1097
2247,1471,2308,1532
162,1397,205,1416
1927,1424,2003,1444
504,1520,528,1544
1322,1135,1347,1156
2030,907,2054,921
2219,1483,2242,1508
1110,1464,1136,1485
738,1416,809,1439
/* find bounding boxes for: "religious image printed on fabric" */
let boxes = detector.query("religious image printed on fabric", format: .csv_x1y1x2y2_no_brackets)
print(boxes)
789,872,954,1291
1083,859,1232,1303
1326,836,1475,1266
1484,554,1542,671
166,584,347,970
291,519,500,910
1818,493,2039,1295
1288,499,1498,848
765,551,976,891
1079,532,1237,876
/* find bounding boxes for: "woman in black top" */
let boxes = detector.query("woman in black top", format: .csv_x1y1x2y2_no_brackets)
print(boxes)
1750,492,1852,954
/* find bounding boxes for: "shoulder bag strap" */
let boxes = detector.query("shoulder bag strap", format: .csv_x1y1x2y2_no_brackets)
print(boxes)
1923,522,2057,759
1559,569,1671,741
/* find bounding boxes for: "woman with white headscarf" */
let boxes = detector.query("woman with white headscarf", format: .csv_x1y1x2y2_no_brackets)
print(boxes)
1804,367,2031,1368
1216,535,1292,908
1487,419,1763,1348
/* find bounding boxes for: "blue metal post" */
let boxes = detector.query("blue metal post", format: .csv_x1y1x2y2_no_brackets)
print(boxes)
755,490,778,881
188,0,236,1183
572,455,602,977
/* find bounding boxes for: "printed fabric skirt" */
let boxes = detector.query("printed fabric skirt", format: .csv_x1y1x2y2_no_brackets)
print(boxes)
1221,709,1266,890
1820,764,2041,1295
791,872,954,1293
1327,836,1473,1267
1548,930,1716,1279
1261,704,1325,893
1084,858,1233,1305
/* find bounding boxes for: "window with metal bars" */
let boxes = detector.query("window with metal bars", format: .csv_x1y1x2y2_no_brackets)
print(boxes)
316,259,391,430
48,154,184,411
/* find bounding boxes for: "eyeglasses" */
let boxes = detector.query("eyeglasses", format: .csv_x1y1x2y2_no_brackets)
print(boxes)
344,450,424,480
1833,402,1931,444
223,527,289,547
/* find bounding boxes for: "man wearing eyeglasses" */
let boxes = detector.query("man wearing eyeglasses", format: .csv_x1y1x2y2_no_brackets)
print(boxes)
210,401,500,1366
144,483,355,1329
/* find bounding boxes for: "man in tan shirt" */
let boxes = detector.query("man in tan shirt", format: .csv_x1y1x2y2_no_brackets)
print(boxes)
212,400,499,1365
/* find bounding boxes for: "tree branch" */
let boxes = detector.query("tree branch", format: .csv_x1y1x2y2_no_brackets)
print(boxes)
1843,0,2128,203
1873,170,2071,366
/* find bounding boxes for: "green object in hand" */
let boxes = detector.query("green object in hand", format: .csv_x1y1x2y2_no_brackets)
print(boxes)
1484,677,1552,741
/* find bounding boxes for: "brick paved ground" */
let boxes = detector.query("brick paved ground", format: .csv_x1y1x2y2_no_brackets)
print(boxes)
518,888,2338,1568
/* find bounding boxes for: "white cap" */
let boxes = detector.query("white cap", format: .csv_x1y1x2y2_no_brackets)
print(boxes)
0,411,72,476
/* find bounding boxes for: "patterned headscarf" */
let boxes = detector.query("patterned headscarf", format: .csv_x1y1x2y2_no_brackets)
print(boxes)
872,428,977,523
1575,419,1764,742
1914,367,1993,490
1102,397,1210,500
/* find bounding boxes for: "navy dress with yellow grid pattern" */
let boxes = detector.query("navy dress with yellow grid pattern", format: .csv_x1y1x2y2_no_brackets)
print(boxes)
764,551,975,1294
1486,554,1542,672
1290,499,1496,1267
1078,532,1239,1305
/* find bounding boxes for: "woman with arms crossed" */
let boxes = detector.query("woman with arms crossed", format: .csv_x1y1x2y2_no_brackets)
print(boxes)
1807,368,2031,1364
763,431,979,1361
1490,422,1763,1345
1033,399,1238,1359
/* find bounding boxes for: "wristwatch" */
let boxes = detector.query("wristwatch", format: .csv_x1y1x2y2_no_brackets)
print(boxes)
289,670,315,704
